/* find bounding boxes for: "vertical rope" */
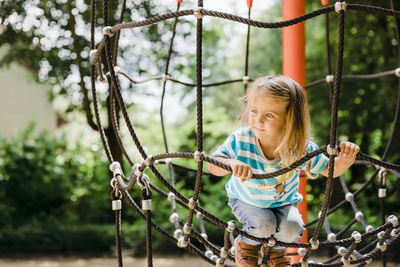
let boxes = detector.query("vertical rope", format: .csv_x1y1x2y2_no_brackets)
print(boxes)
244,7,251,92
90,0,113,163
304,6,346,262
115,209,123,267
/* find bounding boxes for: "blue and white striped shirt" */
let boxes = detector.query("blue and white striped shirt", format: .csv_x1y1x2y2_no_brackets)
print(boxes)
213,126,329,208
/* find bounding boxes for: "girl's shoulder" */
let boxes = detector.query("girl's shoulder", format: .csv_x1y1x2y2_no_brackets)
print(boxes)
306,139,320,152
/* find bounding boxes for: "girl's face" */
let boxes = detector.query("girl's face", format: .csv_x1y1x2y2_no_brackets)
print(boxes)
248,93,287,142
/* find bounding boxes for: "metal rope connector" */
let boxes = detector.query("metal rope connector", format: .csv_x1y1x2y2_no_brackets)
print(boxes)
345,192,353,202
89,49,98,65
242,76,250,85
310,238,319,250
327,233,337,242
365,225,374,233
165,158,172,167
326,145,338,156
388,215,398,227
161,74,170,82
298,248,307,256
177,236,189,248
144,155,155,167
341,256,351,266
194,7,203,19
169,212,179,223
103,26,114,37
365,257,373,265
114,66,121,75
112,199,122,211
194,151,204,162
188,197,198,209
395,67,400,77
326,74,335,83
355,211,363,222
352,231,362,243
174,229,183,239
142,199,151,210
334,2,347,13
266,237,276,247
376,242,387,252
226,220,235,232
183,223,192,234
299,257,308,267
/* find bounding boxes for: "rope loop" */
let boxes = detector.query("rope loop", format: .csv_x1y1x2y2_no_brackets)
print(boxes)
334,1,347,13
194,7,204,19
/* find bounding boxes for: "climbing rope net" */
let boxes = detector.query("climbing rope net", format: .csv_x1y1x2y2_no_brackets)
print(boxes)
88,0,400,266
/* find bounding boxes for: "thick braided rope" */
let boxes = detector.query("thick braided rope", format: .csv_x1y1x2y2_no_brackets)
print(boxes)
183,0,205,244
304,7,346,261
90,0,113,163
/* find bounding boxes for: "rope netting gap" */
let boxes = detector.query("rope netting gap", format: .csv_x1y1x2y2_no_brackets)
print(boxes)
88,1,400,267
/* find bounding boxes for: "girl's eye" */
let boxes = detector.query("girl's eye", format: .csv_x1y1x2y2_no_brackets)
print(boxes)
266,113,273,118
250,109,257,113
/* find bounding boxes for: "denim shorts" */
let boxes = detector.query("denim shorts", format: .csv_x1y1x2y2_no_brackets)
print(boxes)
228,198,305,245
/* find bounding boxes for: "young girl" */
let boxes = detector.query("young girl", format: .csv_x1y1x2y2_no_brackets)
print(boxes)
208,75,359,267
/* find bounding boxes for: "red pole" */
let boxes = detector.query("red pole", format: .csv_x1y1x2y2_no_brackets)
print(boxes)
282,0,306,264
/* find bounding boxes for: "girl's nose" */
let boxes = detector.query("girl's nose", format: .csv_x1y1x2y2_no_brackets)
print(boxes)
256,114,264,124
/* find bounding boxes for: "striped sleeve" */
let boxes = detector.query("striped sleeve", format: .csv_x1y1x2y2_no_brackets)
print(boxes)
301,140,329,174
213,133,237,159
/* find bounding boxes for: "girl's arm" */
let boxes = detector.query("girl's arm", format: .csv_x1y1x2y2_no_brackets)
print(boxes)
208,157,253,182
320,142,360,178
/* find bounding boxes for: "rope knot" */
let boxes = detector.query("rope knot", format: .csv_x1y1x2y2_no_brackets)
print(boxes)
334,2,347,13
242,76,250,85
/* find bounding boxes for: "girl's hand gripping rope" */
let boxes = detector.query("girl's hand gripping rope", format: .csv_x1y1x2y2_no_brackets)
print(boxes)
229,159,253,182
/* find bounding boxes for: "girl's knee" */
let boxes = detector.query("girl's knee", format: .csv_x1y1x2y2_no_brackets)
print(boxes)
276,220,304,242
245,215,277,238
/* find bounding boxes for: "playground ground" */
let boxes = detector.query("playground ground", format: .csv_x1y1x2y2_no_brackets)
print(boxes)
0,256,399,267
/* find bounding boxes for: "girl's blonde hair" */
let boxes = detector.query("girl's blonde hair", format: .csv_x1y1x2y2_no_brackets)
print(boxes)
239,75,314,177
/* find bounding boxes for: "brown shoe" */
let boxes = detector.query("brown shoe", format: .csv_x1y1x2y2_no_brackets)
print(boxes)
234,237,260,267
264,248,291,267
